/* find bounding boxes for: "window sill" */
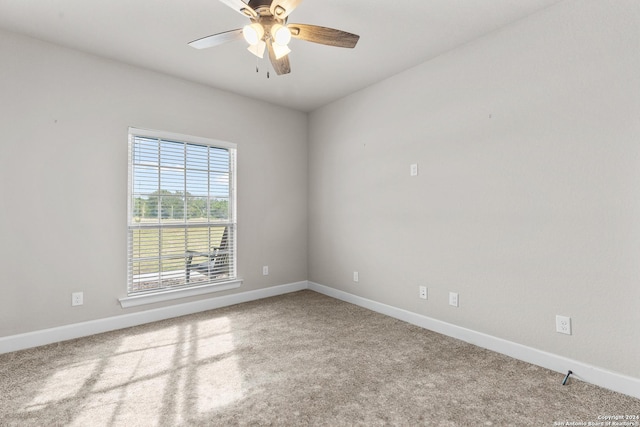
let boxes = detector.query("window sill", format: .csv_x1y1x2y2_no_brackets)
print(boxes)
118,279,243,308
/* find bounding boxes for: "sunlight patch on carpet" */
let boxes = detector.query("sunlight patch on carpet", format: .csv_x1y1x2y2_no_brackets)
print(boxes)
23,359,100,412
196,354,244,413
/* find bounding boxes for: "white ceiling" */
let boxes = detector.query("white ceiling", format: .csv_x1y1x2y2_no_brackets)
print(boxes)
0,0,563,112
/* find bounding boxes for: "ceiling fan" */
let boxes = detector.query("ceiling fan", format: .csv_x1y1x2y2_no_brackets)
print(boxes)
189,0,360,75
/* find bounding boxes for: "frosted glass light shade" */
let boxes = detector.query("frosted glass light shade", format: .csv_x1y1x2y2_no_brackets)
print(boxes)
247,40,266,58
243,23,264,45
272,43,291,59
271,24,292,46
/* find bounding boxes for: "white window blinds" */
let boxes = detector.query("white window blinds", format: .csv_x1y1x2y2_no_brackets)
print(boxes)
127,128,237,295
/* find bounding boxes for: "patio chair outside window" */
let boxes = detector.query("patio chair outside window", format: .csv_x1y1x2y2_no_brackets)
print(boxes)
186,226,230,282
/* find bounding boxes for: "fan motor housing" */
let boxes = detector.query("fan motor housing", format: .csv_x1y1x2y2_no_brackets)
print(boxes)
248,0,273,15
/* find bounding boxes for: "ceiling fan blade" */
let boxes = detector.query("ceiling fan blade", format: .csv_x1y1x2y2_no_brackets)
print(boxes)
270,0,303,19
267,40,291,75
218,0,257,18
189,29,244,49
288,24,359,48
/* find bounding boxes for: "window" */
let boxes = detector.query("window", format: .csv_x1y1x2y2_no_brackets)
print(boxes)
124,128,238,306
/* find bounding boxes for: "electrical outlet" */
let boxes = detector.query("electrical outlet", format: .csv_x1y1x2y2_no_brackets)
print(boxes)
353,271,359,282
262,265,269,276
72,292,83,306
410,163,419,176
556,315,571,335
419,286,427,300
449,292,459,307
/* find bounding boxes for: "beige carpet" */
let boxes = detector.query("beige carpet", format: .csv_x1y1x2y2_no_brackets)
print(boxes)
1,290,638,426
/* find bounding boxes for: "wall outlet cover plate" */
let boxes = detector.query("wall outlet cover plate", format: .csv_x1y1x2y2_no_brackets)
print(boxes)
449,292,459,307
556,315,571,335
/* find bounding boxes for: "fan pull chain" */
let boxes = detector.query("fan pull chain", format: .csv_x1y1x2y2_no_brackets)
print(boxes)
254,57,269,79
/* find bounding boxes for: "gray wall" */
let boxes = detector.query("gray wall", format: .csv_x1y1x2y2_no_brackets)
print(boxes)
308,0,640,378
2,0,639,382
0,29,308,336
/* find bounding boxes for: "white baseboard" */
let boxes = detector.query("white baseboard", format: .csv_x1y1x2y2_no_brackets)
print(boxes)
308,281,640,400
0,281,308,355
2,280,638,400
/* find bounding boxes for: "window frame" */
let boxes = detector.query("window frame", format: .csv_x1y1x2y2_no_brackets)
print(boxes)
120,127,241,308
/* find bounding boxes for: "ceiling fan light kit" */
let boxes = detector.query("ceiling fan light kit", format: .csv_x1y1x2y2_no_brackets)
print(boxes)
189,0,360,75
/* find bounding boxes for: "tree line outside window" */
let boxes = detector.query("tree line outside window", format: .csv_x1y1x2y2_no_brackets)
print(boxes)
132,190,229,222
